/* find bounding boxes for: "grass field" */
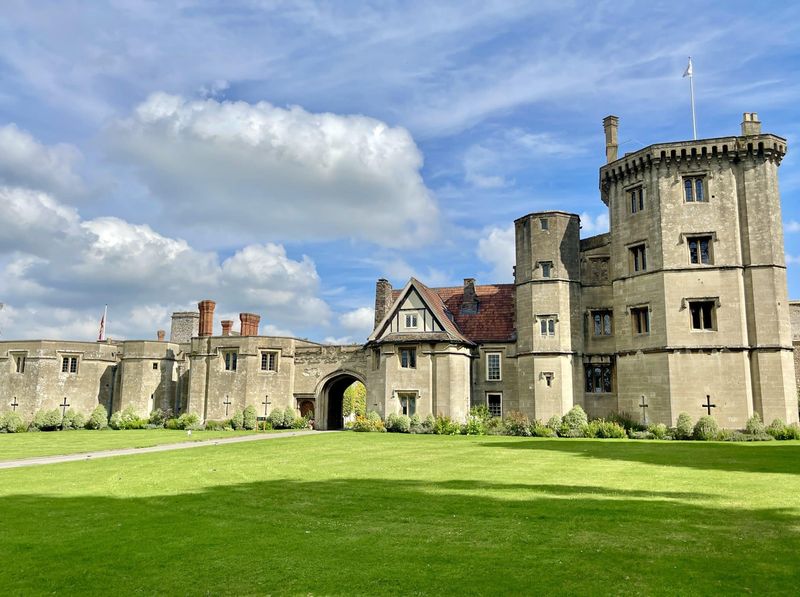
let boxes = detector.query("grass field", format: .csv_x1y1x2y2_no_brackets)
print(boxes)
1,434,799,595
0,429,261,461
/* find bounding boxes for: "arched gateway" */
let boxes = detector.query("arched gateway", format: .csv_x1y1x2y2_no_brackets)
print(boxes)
316,371,365,431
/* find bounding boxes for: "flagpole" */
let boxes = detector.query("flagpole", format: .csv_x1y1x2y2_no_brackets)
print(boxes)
689,70,697,140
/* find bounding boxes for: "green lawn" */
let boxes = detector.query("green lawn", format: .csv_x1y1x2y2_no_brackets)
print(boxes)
1,434,799,595
0,429,262,461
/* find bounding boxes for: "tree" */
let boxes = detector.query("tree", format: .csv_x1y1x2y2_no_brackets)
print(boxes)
342,381,366,417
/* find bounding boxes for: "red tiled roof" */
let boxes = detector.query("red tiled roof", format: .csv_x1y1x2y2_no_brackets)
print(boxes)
392,281,516,343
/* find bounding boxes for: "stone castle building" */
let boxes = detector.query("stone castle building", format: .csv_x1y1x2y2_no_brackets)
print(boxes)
2,113,799,429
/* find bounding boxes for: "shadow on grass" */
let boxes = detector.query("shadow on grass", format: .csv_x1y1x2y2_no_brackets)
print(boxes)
479,439,800,475
1,476,798,595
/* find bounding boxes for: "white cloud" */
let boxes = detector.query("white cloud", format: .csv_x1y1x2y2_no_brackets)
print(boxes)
579,211,610,236
477,225,515,282
339,306,375,336
786,254,800,265
786,221,800,233
0,124,84,196
106,93,439,248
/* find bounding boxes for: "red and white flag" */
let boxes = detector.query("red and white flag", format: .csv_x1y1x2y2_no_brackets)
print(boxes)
98,305,107,341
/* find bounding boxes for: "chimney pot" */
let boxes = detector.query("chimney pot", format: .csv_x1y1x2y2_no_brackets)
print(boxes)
374,279,393,329
198,300,216,337
156,329,166,342
603,115,619,163
462,278,479,314
221,320,233,336
239,313,260,336
741,112,761,136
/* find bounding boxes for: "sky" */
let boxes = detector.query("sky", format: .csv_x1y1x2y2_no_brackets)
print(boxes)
0,0,799,343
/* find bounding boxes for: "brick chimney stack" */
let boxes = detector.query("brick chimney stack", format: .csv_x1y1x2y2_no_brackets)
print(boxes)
374,279,393,328
198,300,216,337
462,278,479,314
156,330,166,342
603,115,619,163
221,320,233,336
741,112,761,136
240,313,260,336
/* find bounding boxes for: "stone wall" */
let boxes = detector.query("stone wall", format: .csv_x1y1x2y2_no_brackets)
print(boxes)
170,312,199,344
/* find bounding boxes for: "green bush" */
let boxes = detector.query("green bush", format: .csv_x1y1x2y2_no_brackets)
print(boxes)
745,413,766,435
607,411,645,432
62,408,86,430
408,413,424,434
1,411,24,433
386,413,411,433
765,419,800,440
148,408,169,427
464,415,486,436
109,406,147,430
292,416,311,430
230,409,244,430
546,415,562,435
586,419,627,439
503,411,531,437
267,408,285,429
85,405,109,430
350,411,385,432
243,405,257,430
204,419,229,431
629,430,655,440
647,423,670,440
421,414,436,434
283,406,297,429
724,430,774,442
693,416,719,441
258,420,273,431
32,409,63,431
433,414,462,436
674,412,694,440
530,420,556,437
559,406,588,438
178,412,201,430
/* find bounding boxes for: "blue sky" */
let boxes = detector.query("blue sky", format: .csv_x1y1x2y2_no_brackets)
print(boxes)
0,0,798,342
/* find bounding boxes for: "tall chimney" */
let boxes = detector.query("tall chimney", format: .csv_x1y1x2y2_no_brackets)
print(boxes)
741,112,761,136
239,313,260,336
198,300,216,337
156,329,166,342
374,279,393,328
603,115,619,163
221,320,233,336
462,278,479,314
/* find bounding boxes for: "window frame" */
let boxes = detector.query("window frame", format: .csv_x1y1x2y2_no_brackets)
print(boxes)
400,347,417,369
539,261,553,278
591,309,613,337
486,393,502,418
628,244,647,273
11,352,26,374
689,300,716,331
687,235,714,265
222,350,238,372
397,392,418,416
585,363,613,393
486,352,502,381
540,218,549,231
683,175,708,202
629,185,644,214
61,355,79,375
631,306,650,335
404,313,419,329
539,316,556,337
260,350,278,372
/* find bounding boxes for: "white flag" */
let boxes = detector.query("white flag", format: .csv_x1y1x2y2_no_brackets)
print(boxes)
683,57,693,78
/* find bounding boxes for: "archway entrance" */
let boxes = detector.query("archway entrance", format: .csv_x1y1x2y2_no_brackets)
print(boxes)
318,372,365,430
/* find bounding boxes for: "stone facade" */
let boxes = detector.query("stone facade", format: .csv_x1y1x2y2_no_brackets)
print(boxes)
1,113,797,428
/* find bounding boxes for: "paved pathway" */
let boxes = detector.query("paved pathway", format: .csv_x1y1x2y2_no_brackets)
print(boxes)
0,430,328,470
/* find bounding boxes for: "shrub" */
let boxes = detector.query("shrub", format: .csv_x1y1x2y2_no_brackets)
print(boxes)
503,411,531,437
421,414,436,434
62,408,86,430
607,411,645,432
408,413,424,434
148,408,169,427
629,430,655,440
342,381,367,417
559,406,588,438
32,409,63,431
724,430,774,442
586,419,627,439
674,412,694,440
386,413,411,433
765,419,800,440
464,415,486,436
292,416,311,430
85,405,109,430
257,420,273,431
109,406,147,430
230,409,244,430
546,415,562,435
283,406,297,429
530,420,556,437
433,414,462,436
243,405,258,430
745,413,766,435
693,416,719,441
178,412,201,430
1,411,24,433
350,410,385,432
267,408,285,429
204,419,228,431
647,423,670,440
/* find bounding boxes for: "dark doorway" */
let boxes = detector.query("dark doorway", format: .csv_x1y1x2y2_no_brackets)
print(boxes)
324,375,359,430
299,400,314,419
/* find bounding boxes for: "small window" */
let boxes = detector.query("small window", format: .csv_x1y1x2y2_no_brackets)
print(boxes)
261,351,277,371
13,354,26,374
631,307,650,335
629,244,647,273
61,356,78,374
684,176,707,202
585,364,613,393
405,314,418,328
688,235,713,265
689,301,716,330
400,348,417,369
592,310,613,337
487,393,502,418
540,261,553,278
223,351,238,371
539,317,556,336
543,372,554,387
540,218,549,231
629,186,644,213
152,362,159,370
398,392,417,416
486,353,501,381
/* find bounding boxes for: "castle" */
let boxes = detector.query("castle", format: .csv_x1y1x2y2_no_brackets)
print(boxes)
2,113,799,429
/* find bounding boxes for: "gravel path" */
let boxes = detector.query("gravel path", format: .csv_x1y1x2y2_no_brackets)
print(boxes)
0,430,328,470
